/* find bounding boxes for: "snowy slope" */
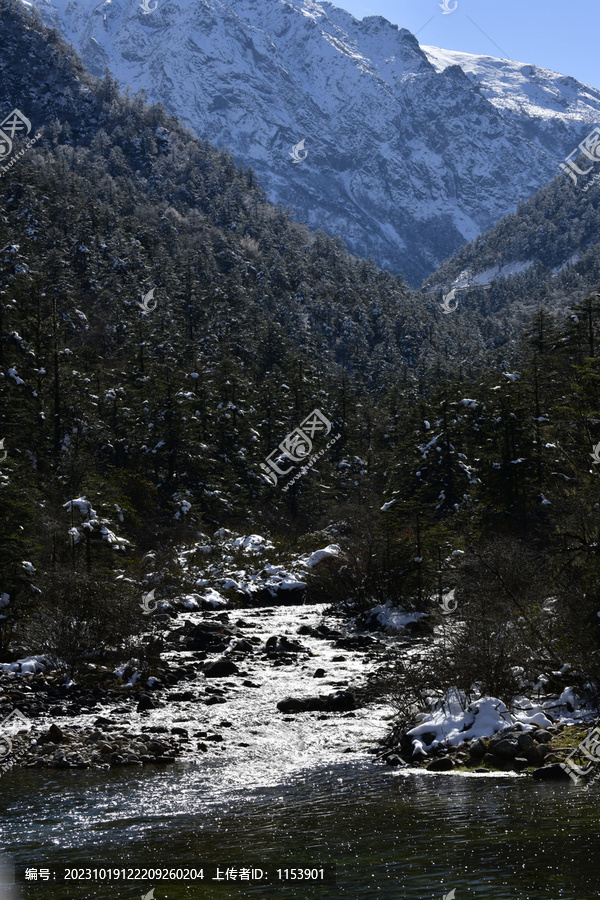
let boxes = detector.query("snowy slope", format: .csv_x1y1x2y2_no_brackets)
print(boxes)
423,46,600,123
26,0,600,284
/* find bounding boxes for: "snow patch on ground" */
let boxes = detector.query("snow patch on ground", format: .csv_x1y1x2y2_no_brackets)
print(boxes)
369,600,428,633
303,544,342,568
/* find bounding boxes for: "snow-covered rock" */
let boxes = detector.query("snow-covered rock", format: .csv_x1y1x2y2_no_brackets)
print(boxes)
303,544,342,568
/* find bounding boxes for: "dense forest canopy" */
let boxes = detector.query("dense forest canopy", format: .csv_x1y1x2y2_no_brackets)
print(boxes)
1,0,600,704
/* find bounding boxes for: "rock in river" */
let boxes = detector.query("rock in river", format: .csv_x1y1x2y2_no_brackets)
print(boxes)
277,691,356,714
203,659,239,678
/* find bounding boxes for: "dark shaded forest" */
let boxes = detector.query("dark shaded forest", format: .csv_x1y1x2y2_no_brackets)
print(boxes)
1,0,600,707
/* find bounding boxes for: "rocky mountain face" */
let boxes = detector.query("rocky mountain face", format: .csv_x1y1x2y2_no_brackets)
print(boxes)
20,0,600,283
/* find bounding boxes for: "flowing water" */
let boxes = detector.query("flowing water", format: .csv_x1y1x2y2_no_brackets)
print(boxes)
0,605,598,899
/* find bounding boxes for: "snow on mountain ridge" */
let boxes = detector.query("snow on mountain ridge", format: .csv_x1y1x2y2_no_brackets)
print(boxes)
25,0,600,284
423,46,600,123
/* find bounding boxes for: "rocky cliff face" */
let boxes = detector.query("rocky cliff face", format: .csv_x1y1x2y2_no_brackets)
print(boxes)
28,0,600,284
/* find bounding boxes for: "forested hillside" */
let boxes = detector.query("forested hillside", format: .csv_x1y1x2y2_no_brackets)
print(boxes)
0,0,481,658
423,168,600,332
1,0,600,702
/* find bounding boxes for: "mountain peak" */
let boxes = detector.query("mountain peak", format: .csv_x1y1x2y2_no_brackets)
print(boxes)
26,0,600,284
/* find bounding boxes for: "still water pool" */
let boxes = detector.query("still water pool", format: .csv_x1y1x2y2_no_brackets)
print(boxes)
0,760,597,900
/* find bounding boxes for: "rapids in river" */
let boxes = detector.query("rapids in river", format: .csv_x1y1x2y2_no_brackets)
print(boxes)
0,603,596,899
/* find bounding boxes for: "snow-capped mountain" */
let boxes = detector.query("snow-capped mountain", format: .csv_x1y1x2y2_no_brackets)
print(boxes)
26,0,600,284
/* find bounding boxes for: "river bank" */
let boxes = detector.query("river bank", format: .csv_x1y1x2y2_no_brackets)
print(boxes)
1,533,597,789
0,601,399,783
1,604,596,785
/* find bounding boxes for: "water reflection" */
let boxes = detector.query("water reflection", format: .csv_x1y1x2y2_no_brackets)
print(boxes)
0,762,596,899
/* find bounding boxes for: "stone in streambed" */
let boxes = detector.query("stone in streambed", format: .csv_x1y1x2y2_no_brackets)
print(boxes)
265,635,306,653
277,697,318,713
427,756,454,772
137,694,157,712
48,723,65,743
385,754,405,767
326,691,356,711
532,763,572,781
526,743,552,766
277,691,356,714
203,659,239,678
232,639,253,652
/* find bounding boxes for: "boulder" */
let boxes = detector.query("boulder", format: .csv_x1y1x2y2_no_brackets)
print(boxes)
386,754,405,767
492,739,520,759
532,764,572,781
203,659,239,678
326,691,356,712
137,694,157,712
277,697,314,713
265,635,306,653
517,733,536,753
48,724,65,744
427,756,454,772
277,692,356,714
468,738,488,758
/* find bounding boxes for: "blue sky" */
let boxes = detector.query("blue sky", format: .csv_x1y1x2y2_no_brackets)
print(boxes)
335,0,600,91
